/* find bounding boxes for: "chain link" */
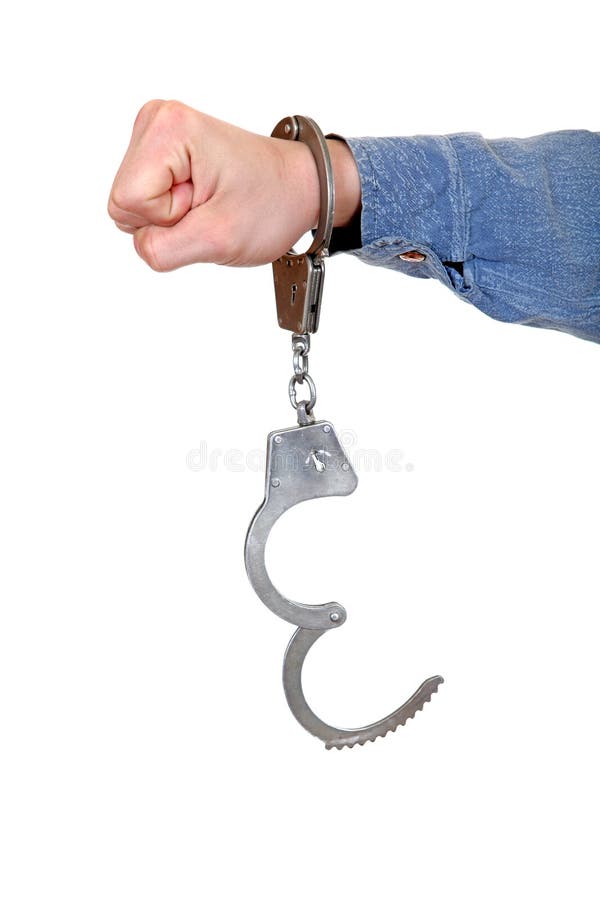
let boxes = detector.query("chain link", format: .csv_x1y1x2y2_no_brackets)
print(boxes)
289,373,317,412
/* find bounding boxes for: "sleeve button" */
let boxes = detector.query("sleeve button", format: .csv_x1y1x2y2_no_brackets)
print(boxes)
397,250,427,262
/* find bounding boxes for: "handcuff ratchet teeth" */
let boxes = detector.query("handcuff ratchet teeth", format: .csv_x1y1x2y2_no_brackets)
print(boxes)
243,115,444,749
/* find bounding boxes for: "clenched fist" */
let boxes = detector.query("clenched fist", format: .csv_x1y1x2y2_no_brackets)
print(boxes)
107,101,361,271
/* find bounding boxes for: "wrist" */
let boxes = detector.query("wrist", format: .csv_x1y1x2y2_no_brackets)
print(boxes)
276,132,362,240
327,138,362,228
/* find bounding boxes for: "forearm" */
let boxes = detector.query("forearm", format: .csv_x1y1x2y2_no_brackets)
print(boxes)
331,130,600,344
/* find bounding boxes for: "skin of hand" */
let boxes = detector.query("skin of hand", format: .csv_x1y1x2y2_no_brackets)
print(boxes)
107,101,362,271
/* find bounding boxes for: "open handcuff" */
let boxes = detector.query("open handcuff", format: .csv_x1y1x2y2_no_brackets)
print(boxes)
244,116,443,749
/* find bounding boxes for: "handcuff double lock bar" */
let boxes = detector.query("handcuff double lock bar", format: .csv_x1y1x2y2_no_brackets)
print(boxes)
244,116,443,749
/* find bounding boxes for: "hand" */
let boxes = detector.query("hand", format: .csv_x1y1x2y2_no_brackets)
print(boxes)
107,101,361,272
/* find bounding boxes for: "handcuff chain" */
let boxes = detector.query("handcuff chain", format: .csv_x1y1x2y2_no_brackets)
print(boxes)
292,333,310,380
289,332,316,423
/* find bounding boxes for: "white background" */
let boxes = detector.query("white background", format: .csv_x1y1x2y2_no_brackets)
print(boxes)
1,1,599,897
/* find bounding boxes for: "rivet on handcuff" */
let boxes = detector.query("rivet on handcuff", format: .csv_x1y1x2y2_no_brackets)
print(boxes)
244,115,443,749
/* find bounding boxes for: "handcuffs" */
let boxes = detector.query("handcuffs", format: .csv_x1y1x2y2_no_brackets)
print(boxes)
244,116,443,748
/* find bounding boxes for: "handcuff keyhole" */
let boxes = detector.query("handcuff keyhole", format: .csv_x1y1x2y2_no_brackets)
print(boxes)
310,450,326,473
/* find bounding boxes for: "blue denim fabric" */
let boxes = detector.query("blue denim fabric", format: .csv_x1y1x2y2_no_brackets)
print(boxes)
338,131,600,344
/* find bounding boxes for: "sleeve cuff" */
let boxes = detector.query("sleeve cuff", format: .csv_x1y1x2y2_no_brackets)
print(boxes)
344,134,466,257
326,134,468,288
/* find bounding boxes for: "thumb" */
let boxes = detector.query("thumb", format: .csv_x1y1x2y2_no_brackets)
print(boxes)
133,199,234,272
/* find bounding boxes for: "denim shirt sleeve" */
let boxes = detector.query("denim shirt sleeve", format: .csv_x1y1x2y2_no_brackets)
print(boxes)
334,131,600,344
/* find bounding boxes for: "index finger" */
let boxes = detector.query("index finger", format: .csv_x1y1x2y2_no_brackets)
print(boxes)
107,100,195,229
